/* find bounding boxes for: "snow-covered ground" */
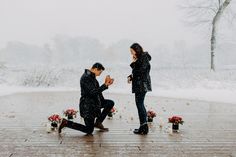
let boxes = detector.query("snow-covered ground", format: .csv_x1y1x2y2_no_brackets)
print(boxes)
1,84,235,104
1,65,236,104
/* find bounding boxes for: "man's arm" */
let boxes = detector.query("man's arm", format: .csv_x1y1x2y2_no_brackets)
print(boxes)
82,78,108,97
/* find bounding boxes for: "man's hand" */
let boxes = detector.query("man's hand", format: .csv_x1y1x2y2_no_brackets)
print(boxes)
105,75,114,86
109,78,114,85
105,75,110,85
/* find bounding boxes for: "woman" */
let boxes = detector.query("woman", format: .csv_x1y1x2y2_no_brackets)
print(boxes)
128,43,152,135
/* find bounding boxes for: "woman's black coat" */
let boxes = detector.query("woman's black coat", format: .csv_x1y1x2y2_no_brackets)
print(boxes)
129,52,152,93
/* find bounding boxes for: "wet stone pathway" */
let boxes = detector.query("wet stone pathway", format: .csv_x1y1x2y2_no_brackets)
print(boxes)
0,91,236,157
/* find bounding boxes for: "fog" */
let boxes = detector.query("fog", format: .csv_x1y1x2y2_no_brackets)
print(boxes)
0,0,236,93
0,0,207,47
0,0,235,66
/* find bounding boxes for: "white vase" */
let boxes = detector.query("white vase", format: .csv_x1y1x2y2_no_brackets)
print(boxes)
46,123,52,133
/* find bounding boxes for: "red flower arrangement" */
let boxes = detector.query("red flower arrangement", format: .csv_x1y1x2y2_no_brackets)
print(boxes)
48,114,62,128
108,106,117,117
168,116,184,124
63,108,78,119
111,107,116,113
48,114,61,123
147,109,157,118
147,109,157,122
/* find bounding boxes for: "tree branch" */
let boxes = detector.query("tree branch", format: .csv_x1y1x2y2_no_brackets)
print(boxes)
180,3,217,14
212,0,231,26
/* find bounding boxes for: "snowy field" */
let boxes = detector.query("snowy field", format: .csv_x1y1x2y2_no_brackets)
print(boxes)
1,65,236,104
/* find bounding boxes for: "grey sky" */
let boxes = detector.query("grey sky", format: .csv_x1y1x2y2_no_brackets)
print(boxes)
0,0,234,49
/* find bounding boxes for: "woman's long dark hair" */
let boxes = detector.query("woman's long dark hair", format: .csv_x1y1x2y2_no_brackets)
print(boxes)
130,43,144,59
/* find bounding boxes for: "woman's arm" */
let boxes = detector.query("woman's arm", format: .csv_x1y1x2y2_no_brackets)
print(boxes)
131,56,150,75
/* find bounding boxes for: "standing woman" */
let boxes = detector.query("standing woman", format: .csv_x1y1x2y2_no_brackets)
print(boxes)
128,43,152,135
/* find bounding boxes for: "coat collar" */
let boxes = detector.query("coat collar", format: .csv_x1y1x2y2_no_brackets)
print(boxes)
85,69,96,78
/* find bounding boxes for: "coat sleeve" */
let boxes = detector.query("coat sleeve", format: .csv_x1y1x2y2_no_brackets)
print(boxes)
130,57,149,76
130,62,135,69
82,77,108,97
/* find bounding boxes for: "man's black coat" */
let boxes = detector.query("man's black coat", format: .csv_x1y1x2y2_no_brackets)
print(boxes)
79,69,108,118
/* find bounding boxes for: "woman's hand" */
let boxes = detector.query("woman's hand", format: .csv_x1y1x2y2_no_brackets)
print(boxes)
127,75,132,84
127,77,132,84
132,56,137,62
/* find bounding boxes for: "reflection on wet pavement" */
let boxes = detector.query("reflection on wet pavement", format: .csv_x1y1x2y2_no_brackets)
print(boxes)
0,91,236,156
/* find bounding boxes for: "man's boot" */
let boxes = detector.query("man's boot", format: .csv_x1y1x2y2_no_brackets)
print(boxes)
94,121,109,131
58,118,68,133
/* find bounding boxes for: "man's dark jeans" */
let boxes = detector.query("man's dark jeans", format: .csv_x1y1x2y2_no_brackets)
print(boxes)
67,99,114,134
96,99,114,123
135,92,147,125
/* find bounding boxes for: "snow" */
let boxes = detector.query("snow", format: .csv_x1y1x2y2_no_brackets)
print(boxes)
0,36,236,104
154,88,236,104
1,84,236,104
0,84,77,97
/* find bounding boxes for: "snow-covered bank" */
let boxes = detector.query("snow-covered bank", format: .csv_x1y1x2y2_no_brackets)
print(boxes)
1,64,236,104
109,87,236,104
153,88,236,104
1,84,236,104
0,84,78,97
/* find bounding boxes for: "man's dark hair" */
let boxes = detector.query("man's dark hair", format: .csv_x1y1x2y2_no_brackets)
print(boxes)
92,62,105,70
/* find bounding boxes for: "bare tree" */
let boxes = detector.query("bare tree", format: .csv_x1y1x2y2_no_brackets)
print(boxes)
181,0,233,71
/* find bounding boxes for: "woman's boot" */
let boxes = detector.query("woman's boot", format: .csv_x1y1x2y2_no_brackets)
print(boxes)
133,123,149,135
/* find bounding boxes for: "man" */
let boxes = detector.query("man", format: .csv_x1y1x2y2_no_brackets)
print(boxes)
58,62,114,135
